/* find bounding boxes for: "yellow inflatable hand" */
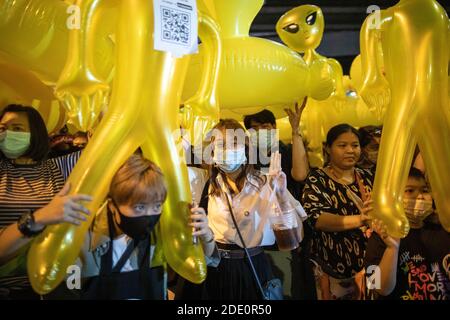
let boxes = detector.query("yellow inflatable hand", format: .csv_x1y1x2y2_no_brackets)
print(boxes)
182,11,221,148
55,0,115,132
359,12,390,121
0,0,115,132
363,0,450,237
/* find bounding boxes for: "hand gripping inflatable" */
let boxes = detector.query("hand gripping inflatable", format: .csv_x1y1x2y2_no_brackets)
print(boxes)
25,0,213,294
360,0,450,238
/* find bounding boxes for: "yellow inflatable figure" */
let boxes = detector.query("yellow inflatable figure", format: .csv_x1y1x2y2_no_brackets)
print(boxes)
0,0,223,293
182,0,335,146
276,5,385,167
360,0,450,237
0,60,66,134
275,5,355,167
0,0,114,131
276,5,339,96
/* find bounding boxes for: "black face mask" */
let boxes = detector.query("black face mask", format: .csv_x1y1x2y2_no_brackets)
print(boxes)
113,203,161,240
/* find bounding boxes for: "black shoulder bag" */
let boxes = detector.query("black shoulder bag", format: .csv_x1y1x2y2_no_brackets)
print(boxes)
222,190,283,300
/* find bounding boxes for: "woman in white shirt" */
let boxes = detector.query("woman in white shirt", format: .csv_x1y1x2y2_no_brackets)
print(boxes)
199,119,305,300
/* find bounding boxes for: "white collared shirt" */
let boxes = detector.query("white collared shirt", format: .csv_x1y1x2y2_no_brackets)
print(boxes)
207,173,307,248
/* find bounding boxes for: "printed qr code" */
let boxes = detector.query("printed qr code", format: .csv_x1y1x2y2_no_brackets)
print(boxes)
161,6,190,46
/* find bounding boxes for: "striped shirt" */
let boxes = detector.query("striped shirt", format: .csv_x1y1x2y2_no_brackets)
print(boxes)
0,151,81,298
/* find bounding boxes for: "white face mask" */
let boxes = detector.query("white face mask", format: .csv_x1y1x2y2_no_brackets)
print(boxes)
250,129,278,151
213,145,246,173
403,198,434,227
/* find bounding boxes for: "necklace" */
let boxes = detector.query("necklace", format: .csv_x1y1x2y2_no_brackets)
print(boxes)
326,165,355,185
325,165,368,210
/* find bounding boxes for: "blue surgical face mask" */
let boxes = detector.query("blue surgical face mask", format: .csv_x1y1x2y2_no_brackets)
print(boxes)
213,145,247,173
0,130,31,159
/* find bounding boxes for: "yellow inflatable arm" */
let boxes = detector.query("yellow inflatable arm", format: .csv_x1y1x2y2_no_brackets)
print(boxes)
359,11,390,120
27,0,207,294
55,0,115,131
363,0,450,237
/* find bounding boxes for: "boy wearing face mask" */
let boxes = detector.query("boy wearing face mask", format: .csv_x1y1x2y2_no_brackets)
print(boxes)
77,154,215,300
364,167,450,300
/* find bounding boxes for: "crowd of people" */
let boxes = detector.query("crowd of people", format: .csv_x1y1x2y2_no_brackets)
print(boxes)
0,103,448,300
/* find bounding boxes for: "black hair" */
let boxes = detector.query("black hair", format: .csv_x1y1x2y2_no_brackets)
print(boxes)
0,104,49,161
243,109,276,130
358,125,382,147
208,119,265,197
326,123,360,147
409,167,425,180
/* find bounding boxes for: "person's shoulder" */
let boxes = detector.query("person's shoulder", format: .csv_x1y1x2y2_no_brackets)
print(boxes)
355,167,373,178
49,150,81,162
306,168,326,181
0,158,9,169
368,232,386,247
421,222,450,241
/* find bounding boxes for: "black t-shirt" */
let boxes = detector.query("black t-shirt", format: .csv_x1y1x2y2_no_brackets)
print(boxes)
365,223,450,300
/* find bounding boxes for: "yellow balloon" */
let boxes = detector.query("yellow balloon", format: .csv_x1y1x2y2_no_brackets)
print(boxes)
276,5,360,167
360,0,450,237
182,0,335,146
23,0,211,294
349,55,363,92
275,5,386,167
0,0,115,131
0,60,66,134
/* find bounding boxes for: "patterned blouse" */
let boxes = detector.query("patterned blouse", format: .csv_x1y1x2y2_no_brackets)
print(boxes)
302,168,374,279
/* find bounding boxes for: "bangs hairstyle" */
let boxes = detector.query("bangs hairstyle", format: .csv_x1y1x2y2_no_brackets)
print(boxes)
109,154,167,206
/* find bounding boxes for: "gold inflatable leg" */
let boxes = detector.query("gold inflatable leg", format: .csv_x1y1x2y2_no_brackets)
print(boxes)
183,11,221,147
55,0,116,131
28,0,205,294
364,0,450,237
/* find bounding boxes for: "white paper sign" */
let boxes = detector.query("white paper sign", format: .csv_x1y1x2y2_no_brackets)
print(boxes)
153,0,198,57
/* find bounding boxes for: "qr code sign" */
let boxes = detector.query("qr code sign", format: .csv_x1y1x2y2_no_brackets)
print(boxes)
161,6,190,46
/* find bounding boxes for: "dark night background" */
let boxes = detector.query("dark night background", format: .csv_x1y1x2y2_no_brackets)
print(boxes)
249,0,450,74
